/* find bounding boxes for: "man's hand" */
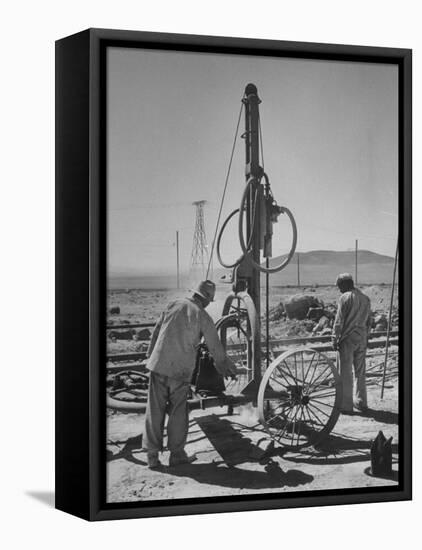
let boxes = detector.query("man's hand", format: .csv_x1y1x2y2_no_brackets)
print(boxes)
332,339,339,351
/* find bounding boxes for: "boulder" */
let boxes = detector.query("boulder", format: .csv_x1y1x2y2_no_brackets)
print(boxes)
284,294,323,320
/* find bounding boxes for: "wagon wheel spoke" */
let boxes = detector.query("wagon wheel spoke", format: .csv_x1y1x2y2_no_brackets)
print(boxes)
266,403,295,426
300,351,306,385
307,401,331,419
311,397,336,409
302,405,321,430
274,366,297,386
274,406,299,442
305,354,321,388
308,390,337,400
278,359,297,386
302,351,317,385
304,404,325,427
306,364,332,392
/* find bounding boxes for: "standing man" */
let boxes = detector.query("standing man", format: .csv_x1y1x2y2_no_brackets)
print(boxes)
144,280,237,469
332,273,372,413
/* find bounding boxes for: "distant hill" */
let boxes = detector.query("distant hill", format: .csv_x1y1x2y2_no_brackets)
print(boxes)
273,250,394,266
217,249,395,286
108,249,396,289
262,249,395,286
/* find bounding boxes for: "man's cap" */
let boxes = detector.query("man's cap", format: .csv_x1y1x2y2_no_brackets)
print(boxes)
191,280,216,302
336,273,354,286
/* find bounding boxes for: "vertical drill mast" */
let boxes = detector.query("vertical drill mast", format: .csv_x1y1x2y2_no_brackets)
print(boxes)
217,84,297,390
243,83,262,382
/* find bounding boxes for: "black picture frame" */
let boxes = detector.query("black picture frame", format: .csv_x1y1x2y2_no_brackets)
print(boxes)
55,28,412,521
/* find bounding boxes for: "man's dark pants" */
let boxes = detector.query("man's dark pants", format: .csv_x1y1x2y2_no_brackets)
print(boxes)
144,372,190,458
338,331,368,411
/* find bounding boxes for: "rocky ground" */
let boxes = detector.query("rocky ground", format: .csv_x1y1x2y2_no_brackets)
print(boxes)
107,365,398,502
106,284,399,503
107,284,398,353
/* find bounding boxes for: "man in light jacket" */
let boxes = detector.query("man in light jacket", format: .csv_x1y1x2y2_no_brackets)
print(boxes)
144,280,237,469
332,273,372,413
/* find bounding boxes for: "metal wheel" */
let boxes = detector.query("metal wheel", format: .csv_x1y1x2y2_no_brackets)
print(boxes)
257,347,342,449
217,291,260,393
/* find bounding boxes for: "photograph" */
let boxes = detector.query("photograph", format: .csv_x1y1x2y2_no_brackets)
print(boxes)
105,44,401,504
2,0,419,544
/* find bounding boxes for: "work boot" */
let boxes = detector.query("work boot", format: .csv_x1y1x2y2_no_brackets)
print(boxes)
147,452,162,470
169,451,197,467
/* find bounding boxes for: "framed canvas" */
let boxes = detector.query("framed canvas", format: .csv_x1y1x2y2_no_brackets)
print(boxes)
55,28,412,521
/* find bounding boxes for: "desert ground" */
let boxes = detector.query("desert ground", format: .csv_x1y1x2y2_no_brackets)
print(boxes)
106,284,399,503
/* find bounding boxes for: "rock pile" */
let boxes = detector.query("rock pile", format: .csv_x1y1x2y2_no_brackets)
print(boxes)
284,294,324,320
371,306,399,331
267,294,338,336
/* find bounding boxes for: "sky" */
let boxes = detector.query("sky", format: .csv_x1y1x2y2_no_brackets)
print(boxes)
107,47,398,276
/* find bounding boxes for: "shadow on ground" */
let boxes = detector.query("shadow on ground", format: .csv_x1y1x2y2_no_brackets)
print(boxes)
106,411,398,485
164,460,313,490
26,491,55,508
195,415,263,466
107,414,314,490
279,431,398,466
107,434,147,465
359,408,398,425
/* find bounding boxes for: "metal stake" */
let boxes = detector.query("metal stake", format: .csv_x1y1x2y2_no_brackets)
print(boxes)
355,239,358,285
176,230,180,289
297,252,300,287
380,238,399,399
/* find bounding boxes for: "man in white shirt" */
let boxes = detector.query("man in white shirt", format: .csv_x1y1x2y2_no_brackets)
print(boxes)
144,280,237,468
332,273,372,413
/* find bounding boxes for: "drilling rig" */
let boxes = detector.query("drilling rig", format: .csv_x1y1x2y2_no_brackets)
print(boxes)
108,84,343,451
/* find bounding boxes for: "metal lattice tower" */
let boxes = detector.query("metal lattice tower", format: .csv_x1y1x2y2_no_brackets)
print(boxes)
190,200,209,281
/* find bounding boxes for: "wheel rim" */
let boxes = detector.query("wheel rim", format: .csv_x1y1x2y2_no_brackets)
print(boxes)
218,315,251,393
258,347,342,449
218,292,260,393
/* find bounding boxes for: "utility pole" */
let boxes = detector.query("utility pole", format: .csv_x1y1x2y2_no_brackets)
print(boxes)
176,230,180,289
297,252,300,287
355,239,358,284
190,200,209,282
